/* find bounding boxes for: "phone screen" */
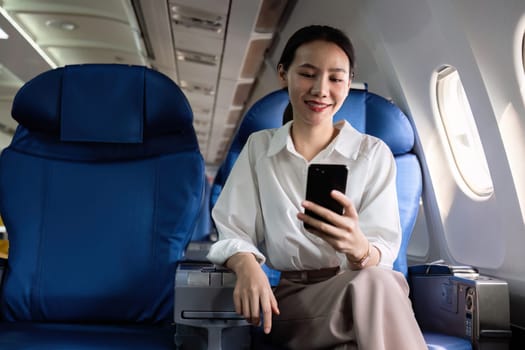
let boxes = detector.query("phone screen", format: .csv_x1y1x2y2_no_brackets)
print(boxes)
304,164,348,229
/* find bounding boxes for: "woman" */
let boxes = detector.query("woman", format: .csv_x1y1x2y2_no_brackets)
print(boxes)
207,25,426,349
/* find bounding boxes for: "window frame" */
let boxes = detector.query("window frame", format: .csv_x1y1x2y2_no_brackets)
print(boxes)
433,65,494,199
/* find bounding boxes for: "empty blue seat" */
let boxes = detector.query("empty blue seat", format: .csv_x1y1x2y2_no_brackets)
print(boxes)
0,64,206,349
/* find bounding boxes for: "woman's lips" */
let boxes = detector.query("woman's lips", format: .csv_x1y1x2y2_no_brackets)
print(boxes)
305,100,331,112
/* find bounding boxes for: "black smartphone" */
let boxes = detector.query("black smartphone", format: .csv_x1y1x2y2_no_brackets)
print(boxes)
304,164,348,229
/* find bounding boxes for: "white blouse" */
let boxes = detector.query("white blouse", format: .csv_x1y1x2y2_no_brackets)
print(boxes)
207,120,401,271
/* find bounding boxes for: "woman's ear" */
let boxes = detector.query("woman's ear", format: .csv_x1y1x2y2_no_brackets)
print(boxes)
277,64,287,87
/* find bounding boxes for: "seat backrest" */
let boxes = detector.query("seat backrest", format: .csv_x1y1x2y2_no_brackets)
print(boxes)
210,87,422,276
0,64,206,324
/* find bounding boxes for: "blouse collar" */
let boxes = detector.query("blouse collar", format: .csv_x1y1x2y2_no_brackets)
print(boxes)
267,119,364,160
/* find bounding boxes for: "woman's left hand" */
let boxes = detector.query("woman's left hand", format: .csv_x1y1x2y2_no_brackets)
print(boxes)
297,190,371,265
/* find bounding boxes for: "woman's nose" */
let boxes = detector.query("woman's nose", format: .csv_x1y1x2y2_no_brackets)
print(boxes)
310,76,328,97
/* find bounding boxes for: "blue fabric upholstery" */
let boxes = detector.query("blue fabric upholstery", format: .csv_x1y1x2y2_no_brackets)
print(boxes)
424,332,472,350
209,89,289,208
0,64,206,348
0,323,176,350
60,65,144,143
192,179,213,241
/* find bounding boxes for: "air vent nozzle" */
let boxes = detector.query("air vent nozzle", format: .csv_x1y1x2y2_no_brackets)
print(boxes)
176,49,218,66
170,5,225,33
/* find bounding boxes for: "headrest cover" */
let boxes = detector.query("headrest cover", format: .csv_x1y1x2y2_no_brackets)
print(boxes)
364,93,414,155
11,64,194,143
233,89,289,152
334,89,366,132
61,65,143,143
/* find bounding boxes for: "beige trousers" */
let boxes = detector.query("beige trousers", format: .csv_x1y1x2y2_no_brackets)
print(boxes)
267,267,427,350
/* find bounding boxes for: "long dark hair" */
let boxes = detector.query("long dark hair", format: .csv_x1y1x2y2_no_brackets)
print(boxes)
279,25,355,124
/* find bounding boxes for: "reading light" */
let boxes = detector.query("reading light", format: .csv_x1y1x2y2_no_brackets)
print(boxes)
45,19,77,31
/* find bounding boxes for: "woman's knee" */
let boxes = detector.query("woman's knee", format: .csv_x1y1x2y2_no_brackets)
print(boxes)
343,267,409,295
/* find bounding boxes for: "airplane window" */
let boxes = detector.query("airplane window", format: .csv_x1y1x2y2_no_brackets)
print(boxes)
435,66,494,198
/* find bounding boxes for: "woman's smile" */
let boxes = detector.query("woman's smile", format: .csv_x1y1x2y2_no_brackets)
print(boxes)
305,100,332,112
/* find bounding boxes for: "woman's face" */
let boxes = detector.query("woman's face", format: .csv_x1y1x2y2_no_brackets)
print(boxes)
279,40,352,127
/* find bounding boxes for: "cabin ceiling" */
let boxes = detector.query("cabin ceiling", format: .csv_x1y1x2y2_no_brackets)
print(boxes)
0,0,291,169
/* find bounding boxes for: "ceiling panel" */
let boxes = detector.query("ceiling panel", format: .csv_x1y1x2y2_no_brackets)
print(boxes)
241,36,272,78
0,65,22,136
172,30,223,56
46,47,146,66
169,0,230,18
169,4,227,40
0,99,17,131
1,0,132,21
3,0,145,68
15,13,141,50
0,64,23,90
134,0,176,80
255,0,289,33
0,0,293,170
176,59,220,85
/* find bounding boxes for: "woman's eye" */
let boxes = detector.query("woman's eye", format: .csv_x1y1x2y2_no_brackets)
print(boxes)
299,72,315,78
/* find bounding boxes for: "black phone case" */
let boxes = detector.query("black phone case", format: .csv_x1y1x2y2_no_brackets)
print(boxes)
304,164,348,229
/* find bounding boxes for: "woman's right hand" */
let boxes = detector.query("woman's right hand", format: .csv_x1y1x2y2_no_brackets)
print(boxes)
225,252,280,334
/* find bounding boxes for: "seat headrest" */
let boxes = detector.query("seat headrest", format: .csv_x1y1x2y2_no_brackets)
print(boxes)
334,88,367,132
360,91,414,155
11,64,193,143
231,90,290,152
234,88,414,155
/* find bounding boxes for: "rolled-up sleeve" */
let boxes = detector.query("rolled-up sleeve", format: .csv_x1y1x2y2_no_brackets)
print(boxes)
207,137,266,266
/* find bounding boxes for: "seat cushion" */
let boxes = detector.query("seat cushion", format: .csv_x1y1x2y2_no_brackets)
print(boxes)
0,322,175,350
252,330,473,349
424,332,472,350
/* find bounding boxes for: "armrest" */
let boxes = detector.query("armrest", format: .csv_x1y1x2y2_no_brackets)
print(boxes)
183,240,281,286
174,261,245,325
409,264,511,348
174,261,250,350
183,241,215,262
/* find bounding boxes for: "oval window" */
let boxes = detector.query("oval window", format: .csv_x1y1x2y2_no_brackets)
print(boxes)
435,66,494,198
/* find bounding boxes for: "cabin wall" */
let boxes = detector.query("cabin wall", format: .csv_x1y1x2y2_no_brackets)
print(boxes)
0,131,11,148
252,0,525,329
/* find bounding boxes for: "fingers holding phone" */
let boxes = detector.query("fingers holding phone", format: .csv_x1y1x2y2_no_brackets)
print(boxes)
303,164,348,230
299,189,358,235
298,164,365,250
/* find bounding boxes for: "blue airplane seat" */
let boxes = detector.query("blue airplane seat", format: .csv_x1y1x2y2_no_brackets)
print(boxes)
209,89,289,209
211,88,472,350
192,178,213,242
0,64,206,349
